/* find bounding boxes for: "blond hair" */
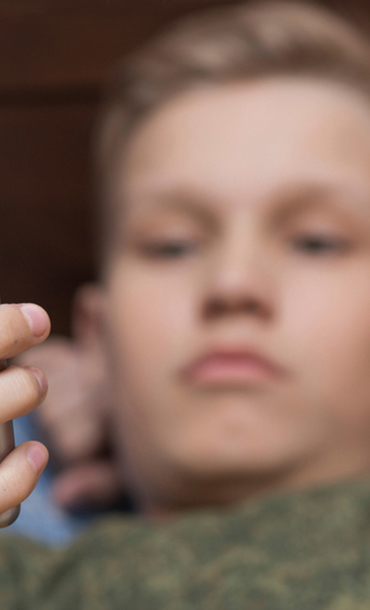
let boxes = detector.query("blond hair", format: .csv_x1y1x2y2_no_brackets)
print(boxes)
94,1,370,258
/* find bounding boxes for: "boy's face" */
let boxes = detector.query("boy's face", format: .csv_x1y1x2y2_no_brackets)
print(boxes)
99,77,370,512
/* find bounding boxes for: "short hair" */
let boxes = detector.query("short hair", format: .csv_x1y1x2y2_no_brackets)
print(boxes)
94,0,370,264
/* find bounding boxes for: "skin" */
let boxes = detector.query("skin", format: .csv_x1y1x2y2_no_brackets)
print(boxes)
0,303,49,517
93,76,370,516
16,286,123,510
6,75,370,521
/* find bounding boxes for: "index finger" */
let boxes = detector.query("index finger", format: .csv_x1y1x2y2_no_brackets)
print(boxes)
0,304,50,360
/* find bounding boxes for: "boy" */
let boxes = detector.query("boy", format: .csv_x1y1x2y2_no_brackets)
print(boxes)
2,1,370,607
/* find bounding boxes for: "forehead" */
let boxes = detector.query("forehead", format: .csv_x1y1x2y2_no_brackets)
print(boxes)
117,77,370,212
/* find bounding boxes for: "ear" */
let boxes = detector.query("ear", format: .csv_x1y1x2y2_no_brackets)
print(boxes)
71,282,107,376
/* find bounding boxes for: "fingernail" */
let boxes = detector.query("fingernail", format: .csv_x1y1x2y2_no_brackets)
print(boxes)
19,304,49,337
26,444,48,475
26,366,48,397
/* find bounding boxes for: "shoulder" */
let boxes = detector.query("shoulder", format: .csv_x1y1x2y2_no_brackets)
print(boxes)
2,479,370,609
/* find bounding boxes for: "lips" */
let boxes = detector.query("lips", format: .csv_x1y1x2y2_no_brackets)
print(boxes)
182,347,285,386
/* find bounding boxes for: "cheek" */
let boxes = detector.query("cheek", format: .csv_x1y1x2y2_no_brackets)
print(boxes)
282,268,370,422
106,263,195,380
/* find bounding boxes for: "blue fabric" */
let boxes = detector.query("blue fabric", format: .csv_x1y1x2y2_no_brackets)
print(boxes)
2,414,93,545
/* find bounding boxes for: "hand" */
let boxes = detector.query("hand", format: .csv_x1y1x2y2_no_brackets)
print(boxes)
0,303,50,517
17,336,125,511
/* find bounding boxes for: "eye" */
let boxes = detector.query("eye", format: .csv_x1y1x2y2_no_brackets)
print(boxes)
139,239,201,259
291,233,350,255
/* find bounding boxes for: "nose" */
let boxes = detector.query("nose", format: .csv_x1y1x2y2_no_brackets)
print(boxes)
201,232,275,322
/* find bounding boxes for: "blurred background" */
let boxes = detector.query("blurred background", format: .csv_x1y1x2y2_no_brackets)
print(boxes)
0,0,369,335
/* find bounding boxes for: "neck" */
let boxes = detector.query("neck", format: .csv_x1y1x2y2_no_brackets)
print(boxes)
135,457,370,521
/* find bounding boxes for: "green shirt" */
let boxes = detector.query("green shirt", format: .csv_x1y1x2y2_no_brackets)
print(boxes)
2,478,370,609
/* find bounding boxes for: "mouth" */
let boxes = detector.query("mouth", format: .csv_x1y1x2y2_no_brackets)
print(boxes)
181,347,286,387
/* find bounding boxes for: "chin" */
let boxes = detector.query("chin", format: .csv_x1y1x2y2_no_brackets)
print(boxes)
173,434,295,474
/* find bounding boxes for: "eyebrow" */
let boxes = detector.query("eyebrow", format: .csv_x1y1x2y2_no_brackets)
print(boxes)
130,190,220,231
129,181,370,228
274,184,370,224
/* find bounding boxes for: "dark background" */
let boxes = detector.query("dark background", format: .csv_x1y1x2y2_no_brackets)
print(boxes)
0,0,369,334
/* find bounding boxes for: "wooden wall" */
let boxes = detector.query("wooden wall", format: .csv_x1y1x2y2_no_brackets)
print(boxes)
0,0,369,334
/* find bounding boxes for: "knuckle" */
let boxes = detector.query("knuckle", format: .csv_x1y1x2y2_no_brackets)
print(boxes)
0,443,45,510
0,467,29,510
19,369,41,408
0,306,29,355
0,366,41,413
